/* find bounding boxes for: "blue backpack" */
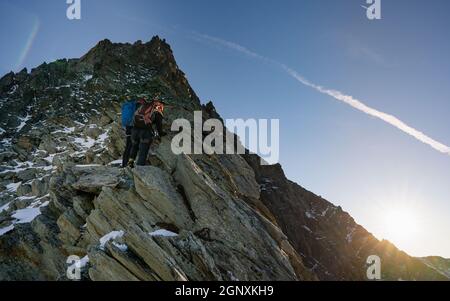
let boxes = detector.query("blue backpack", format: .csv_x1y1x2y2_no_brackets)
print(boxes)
121,100,137,128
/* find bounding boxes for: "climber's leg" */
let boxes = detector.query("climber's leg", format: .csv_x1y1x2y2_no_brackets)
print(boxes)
129,128,141,166
136,131,153,166
122,126,133,168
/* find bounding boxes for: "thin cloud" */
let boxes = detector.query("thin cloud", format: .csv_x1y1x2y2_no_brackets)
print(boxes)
191,32,267,61
191,32,450,156
344,35,387,66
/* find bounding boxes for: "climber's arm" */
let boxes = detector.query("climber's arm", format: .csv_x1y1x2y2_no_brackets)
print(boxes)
154,112,165,137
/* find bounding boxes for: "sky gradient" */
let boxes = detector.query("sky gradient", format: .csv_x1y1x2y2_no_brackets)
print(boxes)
1,0,449,257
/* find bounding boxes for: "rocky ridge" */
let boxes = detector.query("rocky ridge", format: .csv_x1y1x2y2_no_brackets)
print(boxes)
0,37,448,281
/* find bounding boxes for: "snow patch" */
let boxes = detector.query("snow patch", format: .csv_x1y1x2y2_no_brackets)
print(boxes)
96,130,110,146
112,242,128,252
302,225,313,233
0,225,15,236
346,226,357,243
52,127,75,134
0,200,49,236
227,271,239,281
6,182,21,193
74,136,96,149
75,164,102,168
16,114,32,131
321,207,331,217
78,255,90,268
109,159,122,165
8,84,18,95
12,207,42,224
305,211,317,220
0,138,12,150
17,196,36,201
0,202,11,213
99,230,125,250
54,84,71,90
149,229,178,237
0,159,53,175
44,153,56,164
72,129,110,154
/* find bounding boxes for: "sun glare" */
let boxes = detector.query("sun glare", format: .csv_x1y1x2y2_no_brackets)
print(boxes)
382,207,419,243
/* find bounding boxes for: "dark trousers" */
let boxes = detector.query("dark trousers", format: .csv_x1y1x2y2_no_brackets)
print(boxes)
122,126,133,168
130,127,154,166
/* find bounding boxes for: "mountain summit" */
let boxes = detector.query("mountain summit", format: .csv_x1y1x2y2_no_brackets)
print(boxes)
0,37,447,281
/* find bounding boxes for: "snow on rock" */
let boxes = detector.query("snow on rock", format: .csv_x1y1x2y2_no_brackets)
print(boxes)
0,199,49,236
0,225,15,236
75,164,102,168
17,196,36,201
52,127,75,134
346,226,357,243
12,207,43,224
0,159,54,175
149,229,178,237
227,271,240,281
8,84,18,95
44,154,57,164
6,182,21,193
302,225,313,233
16,114,32,131
112,242,128,252
99,230,125,250
0,160,32,174
108,159,122,166
97,131,109,145
305,211,317,220
0,202,11,214
78,255,90,268
71,127,110,158
0,138,12,150
74,136,96,149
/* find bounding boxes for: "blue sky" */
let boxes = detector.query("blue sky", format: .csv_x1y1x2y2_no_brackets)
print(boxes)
1,0,449,257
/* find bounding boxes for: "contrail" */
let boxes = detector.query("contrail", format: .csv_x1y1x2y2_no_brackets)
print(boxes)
191,32,450,156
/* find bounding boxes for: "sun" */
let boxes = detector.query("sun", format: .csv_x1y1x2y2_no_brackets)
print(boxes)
382,207,419,243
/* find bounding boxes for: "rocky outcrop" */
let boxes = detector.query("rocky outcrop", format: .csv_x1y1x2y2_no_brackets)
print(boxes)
79,158,312,281
0,37,448,281
1,151,313,280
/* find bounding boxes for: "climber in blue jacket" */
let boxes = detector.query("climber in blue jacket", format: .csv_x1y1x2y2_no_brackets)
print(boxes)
120,96,138,168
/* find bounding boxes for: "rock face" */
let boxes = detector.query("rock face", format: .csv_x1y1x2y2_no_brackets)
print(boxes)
0,37,448,281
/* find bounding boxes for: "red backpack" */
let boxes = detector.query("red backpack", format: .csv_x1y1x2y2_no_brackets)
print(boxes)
133,100,164,128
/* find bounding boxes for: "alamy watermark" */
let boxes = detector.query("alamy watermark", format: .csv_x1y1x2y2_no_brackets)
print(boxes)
66,255,89,280
67,0,81,20
66,255,82,280
171,111,280,165
363,0,382,20
366,255,381,280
